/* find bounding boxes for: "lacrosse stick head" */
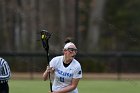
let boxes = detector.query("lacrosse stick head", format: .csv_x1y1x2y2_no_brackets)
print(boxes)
40,30,51,40
40,30,51,49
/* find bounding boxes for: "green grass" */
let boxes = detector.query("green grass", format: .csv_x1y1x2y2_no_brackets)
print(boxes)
9,79,140,93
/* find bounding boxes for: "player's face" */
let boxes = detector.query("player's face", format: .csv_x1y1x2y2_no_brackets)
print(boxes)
67,48,77,53
64,45,77,61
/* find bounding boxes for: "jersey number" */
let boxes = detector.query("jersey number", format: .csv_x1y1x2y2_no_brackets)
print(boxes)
60,77,64,82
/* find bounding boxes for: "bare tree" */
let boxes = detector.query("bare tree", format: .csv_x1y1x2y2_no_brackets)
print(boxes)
1,0,15,52
87,0,106,53
59,0,66,46
0,0,76,53
30,0,37,51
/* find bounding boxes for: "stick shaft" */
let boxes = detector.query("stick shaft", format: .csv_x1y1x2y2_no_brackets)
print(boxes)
41,30,52,92
46,40,53,92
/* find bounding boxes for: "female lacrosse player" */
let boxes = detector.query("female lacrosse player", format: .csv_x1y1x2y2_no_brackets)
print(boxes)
0,57,11,93
43,39,82,93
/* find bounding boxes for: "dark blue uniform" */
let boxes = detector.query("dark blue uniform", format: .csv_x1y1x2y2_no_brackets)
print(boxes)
0,57,11,93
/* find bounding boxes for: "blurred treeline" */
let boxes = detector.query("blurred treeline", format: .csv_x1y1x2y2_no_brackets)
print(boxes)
0,0,140,73
0,0,140,53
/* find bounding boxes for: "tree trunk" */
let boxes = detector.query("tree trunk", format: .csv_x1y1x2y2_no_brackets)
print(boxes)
30,0,37,51
1,0,14,52
87,0,106,53
59,0,66,46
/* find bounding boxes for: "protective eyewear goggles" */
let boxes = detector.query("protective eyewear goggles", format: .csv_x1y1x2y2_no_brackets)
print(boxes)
67,48,78,52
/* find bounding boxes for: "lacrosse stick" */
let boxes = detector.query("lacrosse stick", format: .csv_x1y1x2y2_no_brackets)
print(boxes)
40,30,52,92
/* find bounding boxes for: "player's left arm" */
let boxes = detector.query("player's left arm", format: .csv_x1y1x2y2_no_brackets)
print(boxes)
53,66,82,93
52,78,81,93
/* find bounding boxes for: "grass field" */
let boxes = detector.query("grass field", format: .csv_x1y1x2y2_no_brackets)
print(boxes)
9,79,140,93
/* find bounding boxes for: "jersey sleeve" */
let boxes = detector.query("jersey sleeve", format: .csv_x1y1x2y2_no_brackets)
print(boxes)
49,57,60,70
49,57,56,68
0,58,11,80
73,65,82,79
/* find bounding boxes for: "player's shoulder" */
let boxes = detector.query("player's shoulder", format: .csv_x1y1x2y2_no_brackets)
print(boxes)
51,55,63,63
72,59,81,67
53,55,63,60
50,56,63,67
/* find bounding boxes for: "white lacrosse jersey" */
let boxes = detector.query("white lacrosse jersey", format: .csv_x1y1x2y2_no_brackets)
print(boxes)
50,56,82,93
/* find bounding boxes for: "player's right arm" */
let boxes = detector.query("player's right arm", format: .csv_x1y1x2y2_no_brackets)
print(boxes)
43,66,54,81
43,57,58,81
43,57,56,81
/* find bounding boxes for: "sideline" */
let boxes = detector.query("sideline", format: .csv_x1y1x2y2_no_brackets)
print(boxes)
11,72,140,80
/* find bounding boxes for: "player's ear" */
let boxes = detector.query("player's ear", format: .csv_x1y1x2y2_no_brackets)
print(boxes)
62,49,65,53
63,49,67,54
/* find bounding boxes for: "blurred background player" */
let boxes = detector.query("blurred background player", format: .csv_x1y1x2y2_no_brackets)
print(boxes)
43,39,82,93
0,57,11,93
